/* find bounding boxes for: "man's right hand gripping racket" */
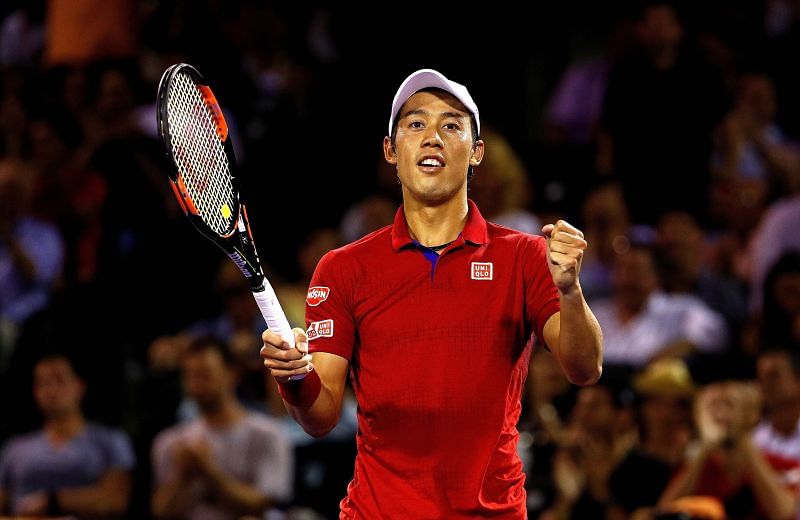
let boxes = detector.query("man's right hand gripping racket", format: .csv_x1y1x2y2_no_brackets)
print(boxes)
156,63,306,379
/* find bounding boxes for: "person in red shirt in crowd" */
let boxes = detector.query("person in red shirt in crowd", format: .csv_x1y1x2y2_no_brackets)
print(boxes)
260,69,604,519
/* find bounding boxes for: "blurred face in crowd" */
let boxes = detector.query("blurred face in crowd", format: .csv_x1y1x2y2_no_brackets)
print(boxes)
613,247,659,312
757,351,800,409
95,69,135,121
182,347,236,413
657,211,704,276
774,271,800,316
737,74,777,124
385,89,483,206
29,120,69,171
33,357,85,420
0,159,31,224
637,5,684,53
640,394,691,440
570,386,617,435
216,261,257,326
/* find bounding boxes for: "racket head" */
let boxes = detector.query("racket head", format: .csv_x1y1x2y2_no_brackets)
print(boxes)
157,63,240,240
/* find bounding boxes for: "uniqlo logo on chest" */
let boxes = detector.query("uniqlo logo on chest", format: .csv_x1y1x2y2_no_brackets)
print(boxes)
471,262,493,280
307,319,334,341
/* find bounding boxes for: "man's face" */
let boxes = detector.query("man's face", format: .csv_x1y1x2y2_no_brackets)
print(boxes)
384,90,483,206
570,386,617,434
33,358,84,419
638,5,683,52
182,349,234,412
757,352,800,407
613,248,659,310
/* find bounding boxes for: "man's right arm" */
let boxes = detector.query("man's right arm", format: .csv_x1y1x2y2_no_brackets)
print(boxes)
262,329,349,438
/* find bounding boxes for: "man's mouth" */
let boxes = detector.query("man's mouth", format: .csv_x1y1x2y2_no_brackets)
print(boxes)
418,156,445,169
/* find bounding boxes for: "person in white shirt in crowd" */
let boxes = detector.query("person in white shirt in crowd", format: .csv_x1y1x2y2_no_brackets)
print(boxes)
151,336,292,520
753,348,800,496
592,241,728,368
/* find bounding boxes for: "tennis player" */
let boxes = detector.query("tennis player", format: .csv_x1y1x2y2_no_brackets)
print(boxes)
261,69,603,519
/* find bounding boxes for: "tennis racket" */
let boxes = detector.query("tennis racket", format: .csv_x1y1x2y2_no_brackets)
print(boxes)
156,63,304,377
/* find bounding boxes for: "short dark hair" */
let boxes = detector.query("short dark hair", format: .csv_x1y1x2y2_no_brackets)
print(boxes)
34,353,84,380
183,335,236,366
389,87,480,180
759,347,800,377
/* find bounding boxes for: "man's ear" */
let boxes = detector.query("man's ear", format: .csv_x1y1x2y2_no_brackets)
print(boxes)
383,136,397,165
469,139,485,166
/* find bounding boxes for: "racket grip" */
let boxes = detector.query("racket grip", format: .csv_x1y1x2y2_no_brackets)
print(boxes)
252,281,307,381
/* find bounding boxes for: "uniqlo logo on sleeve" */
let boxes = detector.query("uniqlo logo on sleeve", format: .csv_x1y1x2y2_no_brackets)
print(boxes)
307,319,334,341
471,262,493,280
306,286,330,306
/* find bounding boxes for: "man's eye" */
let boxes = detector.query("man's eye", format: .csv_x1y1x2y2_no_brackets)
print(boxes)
409,121,424,128
444,123,460,130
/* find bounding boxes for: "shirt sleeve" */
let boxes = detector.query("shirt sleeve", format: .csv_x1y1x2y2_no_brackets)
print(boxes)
306,249,356,360
523,236,560,344
151,430,175,485
101,427,136,471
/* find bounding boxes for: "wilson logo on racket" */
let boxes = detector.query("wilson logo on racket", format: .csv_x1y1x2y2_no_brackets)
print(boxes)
307,319,334,341
306,287,330,306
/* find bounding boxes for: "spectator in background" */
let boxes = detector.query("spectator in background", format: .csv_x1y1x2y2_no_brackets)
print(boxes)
0,4,44,67
0,354,134,517
656,211,747,329
470,126,541,235
597,0,727,225
760,252,800,351
748,194,800,314
151,337,292,519
544,20,633,147
27,110,106,285
0,158,64,356
339,195,397,245
592,242,728,369
609,358,695,519
712,72,800,201
578,183,631,302
753,348,800,494
658,381,795,520
541,379,634,520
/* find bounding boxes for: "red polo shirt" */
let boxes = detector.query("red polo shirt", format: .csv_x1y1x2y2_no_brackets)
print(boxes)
306,200,560,519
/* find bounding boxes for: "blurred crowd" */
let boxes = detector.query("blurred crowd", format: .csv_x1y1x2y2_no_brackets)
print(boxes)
1,0,800,519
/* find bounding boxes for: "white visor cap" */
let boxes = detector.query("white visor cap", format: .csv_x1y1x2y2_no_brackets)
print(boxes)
388,69,480,137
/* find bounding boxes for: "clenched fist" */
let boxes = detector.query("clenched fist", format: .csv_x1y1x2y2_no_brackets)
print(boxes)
542,220,587,293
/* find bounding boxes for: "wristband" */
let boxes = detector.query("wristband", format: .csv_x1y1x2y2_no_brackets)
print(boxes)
277,369,321,409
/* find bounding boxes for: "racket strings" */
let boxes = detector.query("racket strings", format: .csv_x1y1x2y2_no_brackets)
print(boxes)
166,72,236,235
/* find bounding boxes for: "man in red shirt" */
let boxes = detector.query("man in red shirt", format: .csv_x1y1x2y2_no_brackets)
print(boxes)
261,69,603,519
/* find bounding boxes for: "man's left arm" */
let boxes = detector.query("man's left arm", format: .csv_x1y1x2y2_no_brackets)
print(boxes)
55,429,135,518
542,220,603,386
55,468,132,518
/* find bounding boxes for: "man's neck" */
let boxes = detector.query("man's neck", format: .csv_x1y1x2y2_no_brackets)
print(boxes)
45,412,86,444
403,195,468,247
202,398,245,428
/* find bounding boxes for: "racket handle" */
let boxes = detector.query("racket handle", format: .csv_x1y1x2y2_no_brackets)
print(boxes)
252,281,307,381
